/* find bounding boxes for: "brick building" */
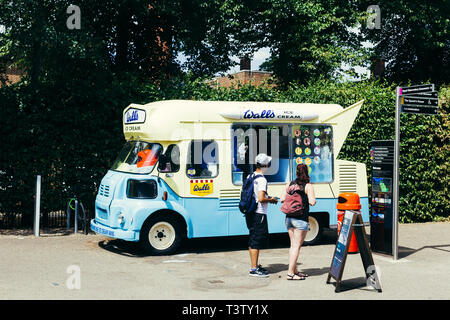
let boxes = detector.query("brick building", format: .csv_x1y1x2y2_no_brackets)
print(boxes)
208,58,275,88
1,66,24,86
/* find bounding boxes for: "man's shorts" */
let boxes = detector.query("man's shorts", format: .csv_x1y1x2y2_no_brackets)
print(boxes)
245,212,269,249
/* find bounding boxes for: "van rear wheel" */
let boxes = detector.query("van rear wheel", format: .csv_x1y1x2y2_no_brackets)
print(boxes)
303,215,323,246
140,215,183,255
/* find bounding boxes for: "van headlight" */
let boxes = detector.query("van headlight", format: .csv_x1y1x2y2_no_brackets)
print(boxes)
118,213,125,225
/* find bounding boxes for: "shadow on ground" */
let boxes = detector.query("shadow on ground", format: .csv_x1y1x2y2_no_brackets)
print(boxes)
97,229,339,258
398,244,450,259
326,276,380,293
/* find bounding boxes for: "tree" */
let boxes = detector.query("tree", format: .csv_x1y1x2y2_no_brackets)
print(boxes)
359,1,449,85
0,0,250,83
223,0,368,85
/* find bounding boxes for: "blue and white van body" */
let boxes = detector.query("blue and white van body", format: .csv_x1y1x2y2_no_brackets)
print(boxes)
91,100,369,254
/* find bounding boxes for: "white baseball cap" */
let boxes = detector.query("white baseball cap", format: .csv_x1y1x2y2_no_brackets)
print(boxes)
255,153,272,165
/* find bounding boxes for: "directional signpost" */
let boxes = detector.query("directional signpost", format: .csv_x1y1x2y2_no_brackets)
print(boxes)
399,84,439,115
390,84,439,260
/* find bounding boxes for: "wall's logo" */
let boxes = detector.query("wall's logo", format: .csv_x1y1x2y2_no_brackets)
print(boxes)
124,108,146,124
190,180,213,196
243,109,275,119
127,110,139,122
220,108,318,120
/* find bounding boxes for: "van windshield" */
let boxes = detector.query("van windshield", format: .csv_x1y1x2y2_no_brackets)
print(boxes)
111,141,163,174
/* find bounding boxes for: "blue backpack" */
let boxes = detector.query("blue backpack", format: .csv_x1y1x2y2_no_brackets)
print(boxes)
239,174,263,215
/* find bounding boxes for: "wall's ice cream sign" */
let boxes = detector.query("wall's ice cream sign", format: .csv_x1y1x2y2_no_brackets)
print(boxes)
220,108,318,121
190,179,213,196
124,108,146,124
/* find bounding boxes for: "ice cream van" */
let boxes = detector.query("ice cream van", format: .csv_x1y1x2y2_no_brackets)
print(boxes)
91,99,369,255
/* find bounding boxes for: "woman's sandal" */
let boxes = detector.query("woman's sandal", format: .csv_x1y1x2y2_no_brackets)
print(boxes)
287,273,306,280
295,271,309,278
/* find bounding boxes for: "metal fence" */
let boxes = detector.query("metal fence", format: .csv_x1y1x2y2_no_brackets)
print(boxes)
0,175,95,230
0,210,69,229
0,205,92,230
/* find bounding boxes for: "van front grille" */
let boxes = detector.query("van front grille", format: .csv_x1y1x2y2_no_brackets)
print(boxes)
99,184,110,197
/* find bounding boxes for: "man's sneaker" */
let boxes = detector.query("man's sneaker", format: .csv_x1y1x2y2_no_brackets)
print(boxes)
257,265,268,274
249,265,269,277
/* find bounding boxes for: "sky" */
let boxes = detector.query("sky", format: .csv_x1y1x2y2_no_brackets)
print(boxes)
177,45,371,81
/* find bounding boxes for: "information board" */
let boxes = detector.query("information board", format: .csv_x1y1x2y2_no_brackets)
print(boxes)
370,140,394,255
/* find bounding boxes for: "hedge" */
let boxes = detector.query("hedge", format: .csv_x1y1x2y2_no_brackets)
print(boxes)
0,77,448,225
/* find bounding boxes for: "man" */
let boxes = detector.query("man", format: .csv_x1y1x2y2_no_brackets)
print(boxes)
246,153,278,277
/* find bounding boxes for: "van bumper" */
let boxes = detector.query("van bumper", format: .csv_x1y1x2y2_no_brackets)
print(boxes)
90,219,139,242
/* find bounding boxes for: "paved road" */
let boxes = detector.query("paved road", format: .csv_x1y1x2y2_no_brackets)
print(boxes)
0,222,449,299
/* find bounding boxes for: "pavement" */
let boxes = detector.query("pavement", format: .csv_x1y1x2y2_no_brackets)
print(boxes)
0,222,449,300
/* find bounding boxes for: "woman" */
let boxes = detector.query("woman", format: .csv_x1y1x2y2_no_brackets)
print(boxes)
280,164,316,280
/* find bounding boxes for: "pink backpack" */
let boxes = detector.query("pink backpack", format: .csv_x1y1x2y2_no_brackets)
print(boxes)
281,182,306,216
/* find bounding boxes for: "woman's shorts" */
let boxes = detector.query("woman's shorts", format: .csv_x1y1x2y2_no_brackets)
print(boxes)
285,216,309,231
245,212,269,249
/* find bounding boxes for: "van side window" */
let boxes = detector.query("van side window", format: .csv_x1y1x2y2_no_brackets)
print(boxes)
186,140,218,178
158,144,180,173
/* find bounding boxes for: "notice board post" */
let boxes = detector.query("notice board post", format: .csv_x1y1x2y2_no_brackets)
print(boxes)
393,87,401,260
370,140,394,256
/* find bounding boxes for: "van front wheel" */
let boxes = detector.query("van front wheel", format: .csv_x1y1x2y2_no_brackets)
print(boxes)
140,215,183,255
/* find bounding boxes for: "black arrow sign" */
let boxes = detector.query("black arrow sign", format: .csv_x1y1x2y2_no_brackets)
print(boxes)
401,105,438,115
401,96,438,107
401,84,434,95
404,91,438,98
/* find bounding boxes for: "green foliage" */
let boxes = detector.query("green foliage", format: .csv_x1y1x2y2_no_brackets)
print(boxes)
0,0,260,83
359,1,449,86
224,0,368,85
1,78,448,224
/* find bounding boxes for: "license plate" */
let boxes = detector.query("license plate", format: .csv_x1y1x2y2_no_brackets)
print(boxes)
92,225,115,237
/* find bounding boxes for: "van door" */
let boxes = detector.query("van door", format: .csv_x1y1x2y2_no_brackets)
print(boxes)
184,140,227,237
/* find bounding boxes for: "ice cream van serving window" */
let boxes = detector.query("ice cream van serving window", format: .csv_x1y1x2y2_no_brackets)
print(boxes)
186,140,219,179
231,124,333,185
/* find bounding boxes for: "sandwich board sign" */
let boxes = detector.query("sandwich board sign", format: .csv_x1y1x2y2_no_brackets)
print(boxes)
326,210,381,293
